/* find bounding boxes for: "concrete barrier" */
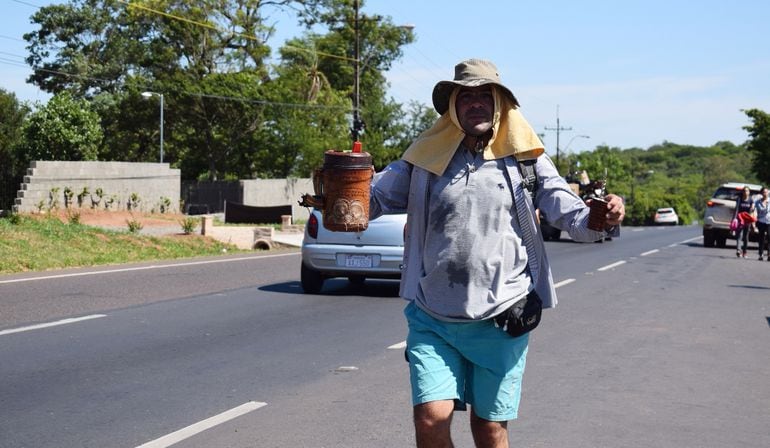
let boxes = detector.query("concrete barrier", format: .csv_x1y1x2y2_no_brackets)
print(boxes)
240,178,313,223
12,162,316,226
14,161,180,214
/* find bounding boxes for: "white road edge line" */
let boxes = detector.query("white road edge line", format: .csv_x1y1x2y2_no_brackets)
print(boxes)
677,236,703,245
388,341,407,350
0,314,106,336
554,278,576,288
597,260,627,271
640,249,659,256
0,253,299,285
135,401,267,448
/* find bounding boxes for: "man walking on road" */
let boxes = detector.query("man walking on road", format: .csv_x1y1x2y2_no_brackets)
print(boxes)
370,59,625,447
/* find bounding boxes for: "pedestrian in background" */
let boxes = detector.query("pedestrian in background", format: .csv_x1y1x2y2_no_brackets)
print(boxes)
734,186,755,258
755,187,769,260
369,59,625,447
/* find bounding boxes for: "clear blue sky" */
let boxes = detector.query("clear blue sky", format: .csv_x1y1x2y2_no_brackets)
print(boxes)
2,0,769,153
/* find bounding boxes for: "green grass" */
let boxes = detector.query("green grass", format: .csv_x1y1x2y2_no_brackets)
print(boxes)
0,214,242,275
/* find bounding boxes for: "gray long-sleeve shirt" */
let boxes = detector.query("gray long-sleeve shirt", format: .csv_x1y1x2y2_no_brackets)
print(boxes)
370,149,616,321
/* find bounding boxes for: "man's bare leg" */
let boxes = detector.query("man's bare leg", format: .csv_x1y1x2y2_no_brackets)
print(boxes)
470,410,508,448
414,400,455,448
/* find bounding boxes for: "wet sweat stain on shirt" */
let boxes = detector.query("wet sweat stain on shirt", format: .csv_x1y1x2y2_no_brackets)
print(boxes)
416,145,532,321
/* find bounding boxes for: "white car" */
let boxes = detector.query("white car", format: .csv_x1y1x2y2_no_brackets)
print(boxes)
300,209,406,294
654,207,679,225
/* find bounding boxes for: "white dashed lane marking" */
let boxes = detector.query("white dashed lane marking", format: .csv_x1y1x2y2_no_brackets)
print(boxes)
0,314,106,337
135,401,266,448
597,260,627,271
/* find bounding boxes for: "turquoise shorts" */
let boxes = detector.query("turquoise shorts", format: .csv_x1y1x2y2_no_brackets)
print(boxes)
404,301,529,421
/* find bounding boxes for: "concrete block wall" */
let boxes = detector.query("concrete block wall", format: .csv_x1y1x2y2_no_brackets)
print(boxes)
14,161,181,213
240,178,314,223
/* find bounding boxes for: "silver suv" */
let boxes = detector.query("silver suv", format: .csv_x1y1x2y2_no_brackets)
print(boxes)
702,182,763,247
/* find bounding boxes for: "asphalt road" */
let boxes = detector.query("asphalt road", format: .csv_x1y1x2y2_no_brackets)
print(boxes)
1,225,768,447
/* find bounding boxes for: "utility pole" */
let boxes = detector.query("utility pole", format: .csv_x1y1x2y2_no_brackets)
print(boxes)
351,0,363,143
544,105,572,169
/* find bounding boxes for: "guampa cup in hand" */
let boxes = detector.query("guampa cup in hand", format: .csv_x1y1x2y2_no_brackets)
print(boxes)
587,198,609,232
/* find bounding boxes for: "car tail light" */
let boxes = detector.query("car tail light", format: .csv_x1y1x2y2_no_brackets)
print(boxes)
308,213,319,239
403,222,408,243
706,200,715,207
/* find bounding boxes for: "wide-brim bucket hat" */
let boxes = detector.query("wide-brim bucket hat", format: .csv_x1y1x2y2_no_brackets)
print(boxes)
432,59,519,115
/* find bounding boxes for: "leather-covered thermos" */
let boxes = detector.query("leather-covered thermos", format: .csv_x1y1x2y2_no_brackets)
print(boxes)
300,150,374,232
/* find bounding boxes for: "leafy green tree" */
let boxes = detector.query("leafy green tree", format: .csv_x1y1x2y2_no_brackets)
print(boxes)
266,38,350,178
24,0,150,97
743,108,770,185
90,89,160,163
0,89,29,165
563,140,758,226
302,0,415,161
18,92,103,163
0,89,30,209
23,0,338,179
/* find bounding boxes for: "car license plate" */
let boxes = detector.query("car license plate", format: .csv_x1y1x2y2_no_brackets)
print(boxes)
344,254,373,268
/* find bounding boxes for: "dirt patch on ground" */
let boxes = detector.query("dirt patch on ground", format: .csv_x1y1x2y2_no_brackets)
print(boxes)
51,209,188,228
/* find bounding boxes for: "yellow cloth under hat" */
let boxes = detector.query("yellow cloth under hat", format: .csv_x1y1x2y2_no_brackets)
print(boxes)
403,87,544,176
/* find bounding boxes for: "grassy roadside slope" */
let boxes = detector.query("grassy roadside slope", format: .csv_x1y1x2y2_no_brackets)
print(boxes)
0,214,240,275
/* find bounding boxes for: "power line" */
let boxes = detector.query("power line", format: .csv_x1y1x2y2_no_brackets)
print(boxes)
0,51,26,60
0,59,351,111
0,57,29,68
0,34,26,43
10,0,42,8
188,92,350,110
6,0,440,114
117,0,356,63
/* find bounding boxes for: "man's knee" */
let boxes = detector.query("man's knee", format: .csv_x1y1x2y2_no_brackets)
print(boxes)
470,411,508,447
414,401,454,435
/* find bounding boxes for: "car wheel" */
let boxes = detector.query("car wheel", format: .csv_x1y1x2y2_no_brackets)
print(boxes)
716,236,727,248
301,262,324,294
703,229,715,247
348,275,366,285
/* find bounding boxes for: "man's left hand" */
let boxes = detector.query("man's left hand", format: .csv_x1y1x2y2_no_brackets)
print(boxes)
604,194,625,226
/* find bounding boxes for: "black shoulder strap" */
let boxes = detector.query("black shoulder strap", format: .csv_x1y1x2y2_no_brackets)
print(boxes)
517,159,538,202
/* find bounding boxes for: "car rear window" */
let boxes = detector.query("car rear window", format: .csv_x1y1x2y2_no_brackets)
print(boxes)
657,208,674,213
712,187,761,201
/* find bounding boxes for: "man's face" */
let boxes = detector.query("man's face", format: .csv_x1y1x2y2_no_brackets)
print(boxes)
455,85,494,136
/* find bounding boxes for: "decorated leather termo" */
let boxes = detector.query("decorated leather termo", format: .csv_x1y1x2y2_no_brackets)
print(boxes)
299,149,374,232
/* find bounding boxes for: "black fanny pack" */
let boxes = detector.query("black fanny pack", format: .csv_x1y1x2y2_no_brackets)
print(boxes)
494,290,543,338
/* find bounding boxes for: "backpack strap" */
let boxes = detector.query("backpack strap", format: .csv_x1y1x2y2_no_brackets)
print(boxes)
517,158,538,202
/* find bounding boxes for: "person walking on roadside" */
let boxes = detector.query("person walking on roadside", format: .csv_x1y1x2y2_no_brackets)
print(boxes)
755,187,769,260
369,59,625,447
734,186,755,258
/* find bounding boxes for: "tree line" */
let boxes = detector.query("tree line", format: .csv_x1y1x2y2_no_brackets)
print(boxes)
1,1,769,223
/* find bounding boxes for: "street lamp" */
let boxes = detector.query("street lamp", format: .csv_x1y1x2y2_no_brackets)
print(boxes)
141,91,164,163
564,134,590,153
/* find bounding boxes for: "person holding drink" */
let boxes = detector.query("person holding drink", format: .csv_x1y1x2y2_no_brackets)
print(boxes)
367,59,625,447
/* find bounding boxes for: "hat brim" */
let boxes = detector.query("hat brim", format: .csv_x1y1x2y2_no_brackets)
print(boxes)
432,80,519,115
